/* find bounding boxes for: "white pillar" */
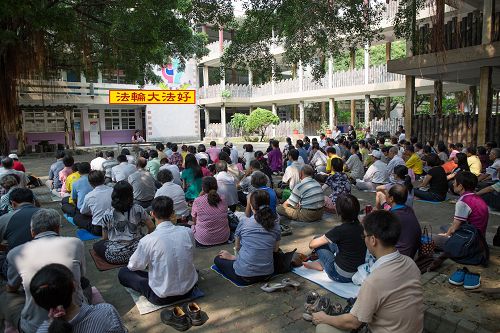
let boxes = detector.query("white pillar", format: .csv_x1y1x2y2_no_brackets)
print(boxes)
204,107,210,134
80,73,86,84
203,66,209,87
364,95,370,124
97,70,103,84
298,61,304,92
220,105,226,138
299,101,305,132
328,98,335,129
248,68,253,86
272,103,278,138
61,70,68,82
328,57,334,89
364,43,370,85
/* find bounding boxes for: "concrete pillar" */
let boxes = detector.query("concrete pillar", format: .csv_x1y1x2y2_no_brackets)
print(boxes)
351,100,356,125
478,67,492,145
97,70,103,84
298,61,304,92
61,70,67,81
328,98,335,129
221,105,227,138
219,28,224,52
204,106,210,134
364,43,370,85
350,49,356,125
482,0,495,44
248,68,253,86
272,103,278,138
203,66,209,87
404,76,415,135
80,73,86,84
365,95,370,124
429,94,435,114
328,57,334,88
385,42,392,118
298,101,305,132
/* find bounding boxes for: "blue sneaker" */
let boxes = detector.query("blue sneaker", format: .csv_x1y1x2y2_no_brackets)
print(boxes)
463,272,481,290
448,267,469,286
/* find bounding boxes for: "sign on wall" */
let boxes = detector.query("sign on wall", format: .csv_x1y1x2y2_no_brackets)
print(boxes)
109,89,196,105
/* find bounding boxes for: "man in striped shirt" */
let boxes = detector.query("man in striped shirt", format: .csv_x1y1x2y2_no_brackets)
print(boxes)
277,165,324,222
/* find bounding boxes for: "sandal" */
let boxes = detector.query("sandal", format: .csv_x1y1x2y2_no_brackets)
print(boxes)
282,278,301,289
280,224,293,236
260,282,286,293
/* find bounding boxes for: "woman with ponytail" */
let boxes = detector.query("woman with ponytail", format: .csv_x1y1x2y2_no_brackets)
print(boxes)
214,190,280,286
191,176,229,247
375,164,414,210
31,264,126,333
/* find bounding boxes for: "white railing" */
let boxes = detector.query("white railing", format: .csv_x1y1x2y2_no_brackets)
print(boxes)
199,64,403,100
17,80,141,97
368,117,405,135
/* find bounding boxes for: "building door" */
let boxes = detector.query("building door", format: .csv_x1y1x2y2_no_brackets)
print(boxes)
88,110,101,145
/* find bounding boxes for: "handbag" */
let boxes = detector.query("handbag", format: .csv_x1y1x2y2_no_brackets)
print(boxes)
444,223,489,266
419,225,435,257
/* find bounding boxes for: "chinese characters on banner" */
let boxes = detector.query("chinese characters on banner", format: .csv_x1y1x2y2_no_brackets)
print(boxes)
109,90,196,104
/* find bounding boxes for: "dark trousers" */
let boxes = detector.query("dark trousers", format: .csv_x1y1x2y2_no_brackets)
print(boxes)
118,267,195,305
213,256,271,286
413,189,446,202
61,197,101,236
482,191,500,210
238,190,247,206
61,196,76,216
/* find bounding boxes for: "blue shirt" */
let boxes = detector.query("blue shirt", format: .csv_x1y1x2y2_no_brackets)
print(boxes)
234,215,281,277
297,147,309,164
257,186,277,214
71,175,93,209
49,160,64,189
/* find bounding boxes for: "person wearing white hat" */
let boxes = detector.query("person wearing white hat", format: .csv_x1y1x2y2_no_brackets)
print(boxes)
8,154,25,173
355,150,388,191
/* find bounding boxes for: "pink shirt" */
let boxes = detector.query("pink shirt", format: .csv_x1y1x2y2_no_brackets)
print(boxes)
207,147,221,163
454,192,489,235
201,166,212,177
191,194,229,245
58,167,73,196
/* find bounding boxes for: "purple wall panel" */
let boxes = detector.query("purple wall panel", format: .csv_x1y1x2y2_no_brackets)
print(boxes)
100,130,135,145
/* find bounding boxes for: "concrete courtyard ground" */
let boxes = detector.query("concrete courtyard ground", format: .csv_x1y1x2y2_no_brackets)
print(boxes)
15,148,500,333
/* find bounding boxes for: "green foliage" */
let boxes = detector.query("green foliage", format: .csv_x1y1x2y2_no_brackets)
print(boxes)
221,89,232,99
230,113,248,132
334,41,406,71
316,121,330,135
245,108,280,141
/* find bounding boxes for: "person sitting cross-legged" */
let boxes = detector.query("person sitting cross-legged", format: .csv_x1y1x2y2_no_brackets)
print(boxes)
375,165,414,210
155,169,189,223
304,194,366,282
128,157,156,209
312,210,424,333
214,160,239,212
355,150,388,191
244,171,277,217
277,165,324,222
92,181,154,265
118,196,198,305
214,190,280,286
413,153,448,202
322,158,351,213
476,180,500,211
79,170,113,236
61,162,93,227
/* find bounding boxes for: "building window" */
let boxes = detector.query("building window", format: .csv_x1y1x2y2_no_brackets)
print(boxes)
23,110,65,132
104,109,136,130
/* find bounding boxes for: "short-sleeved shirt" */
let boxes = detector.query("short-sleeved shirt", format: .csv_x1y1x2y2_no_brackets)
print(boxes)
36,303,127,333
191,194,229,245
345,154,364,180
80,185,113,226
58,167,73,196
256,186,277,214
111,162,136,182
128,170,156,201
350,252,424,333
181,168,203,200
234,215,281,277
155,182,189,218
146,158,161,179
267,148,282,172
0,203,38,251
427,166,448,199
169,152,184,170
48,160,64,189
363,160,388,184
288,177,324,210
325,222,366,273
467,155,482,176
326,172,351,205
102,159,119,179
100,205,147,242
390,205,422,258
492,181,500,192
71,175,93,209
215,171,239,206
282,161,303,190
405,153,423,175
65,172,80,203
384,181,414,207
454,192,489,235
159,164,182,186
207,147,221,163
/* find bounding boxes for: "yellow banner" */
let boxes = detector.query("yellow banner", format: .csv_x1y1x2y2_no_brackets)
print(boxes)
109,90,196,104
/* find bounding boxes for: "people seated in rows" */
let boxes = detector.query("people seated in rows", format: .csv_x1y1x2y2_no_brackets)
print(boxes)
111,154,136,182
155,169,189,222
466,146,482,176
325,147,341,174
447,152,470,194
304,194,366,283
414,154,448,202
93,181,154,265
90,151,106,171
206,141,220,164
344,143,364,180
244,171,277,216
214,190,280,286
312,210,423,333
0,208,88,333
128,157,156,209
214,161,238,212
322,159,351,213
31,264,127,333
404,145,423,177
102,151,119,183
165,142,174,157
0,175,19,215
255,150,275,188
478,147,499,185
119,196,198,305
277,165,324,222
159,156,182,186
182,154,203,202
0,157,27,192
385,146,405,180
146,149,161,179
46,150,65,195
120,148,135,165
191,177,230,247
195,144,210,162
219,151,243,181
166,143,183,171
0,188,39,277
8,154,25,172
199,158,212,177
375,165,414,209
242,144,255,169
296,139,309,164
61,162,93,226
337,137,350,161
476,181,500,211
437,142,449,163
79,171,113,236
308,142,327,173
477,146,490,173
58,155,74,197
267,140,283,174
355,150,387,191
385,184,421,258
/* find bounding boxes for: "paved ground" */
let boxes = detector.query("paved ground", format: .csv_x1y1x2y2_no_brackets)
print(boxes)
14,149,500,332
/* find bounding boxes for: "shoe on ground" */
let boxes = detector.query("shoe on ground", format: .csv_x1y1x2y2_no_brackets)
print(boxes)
183,302,206,326
161,306,191,331
448,267,469,286
463,272,481,290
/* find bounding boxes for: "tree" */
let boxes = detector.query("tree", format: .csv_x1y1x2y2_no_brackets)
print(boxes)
244,108,279,142
0,0,234,154
229,113,248,136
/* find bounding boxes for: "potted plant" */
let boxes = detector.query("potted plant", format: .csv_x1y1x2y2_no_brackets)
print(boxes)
221,89,232,99
291,122,300,135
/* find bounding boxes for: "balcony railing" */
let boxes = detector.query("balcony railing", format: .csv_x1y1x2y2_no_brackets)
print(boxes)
17,80,141,97
198,64,404,100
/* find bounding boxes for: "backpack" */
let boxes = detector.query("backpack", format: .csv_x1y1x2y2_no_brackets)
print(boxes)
444,223,489,266
273,248,297,274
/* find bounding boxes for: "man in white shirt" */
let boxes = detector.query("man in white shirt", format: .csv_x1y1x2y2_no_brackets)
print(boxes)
283,149,304,190
118,196,198,305
111,155,136,182
319,134,327,149
128,158,156,208
0,209,87,333
0,157,28,189
385,146,406,180
90,151,106,171
79,170,113,236
397,125,406,142
356,150,388,191
479,148,500,183
159,160,182,186
155,169,189,221
214,161,239,211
